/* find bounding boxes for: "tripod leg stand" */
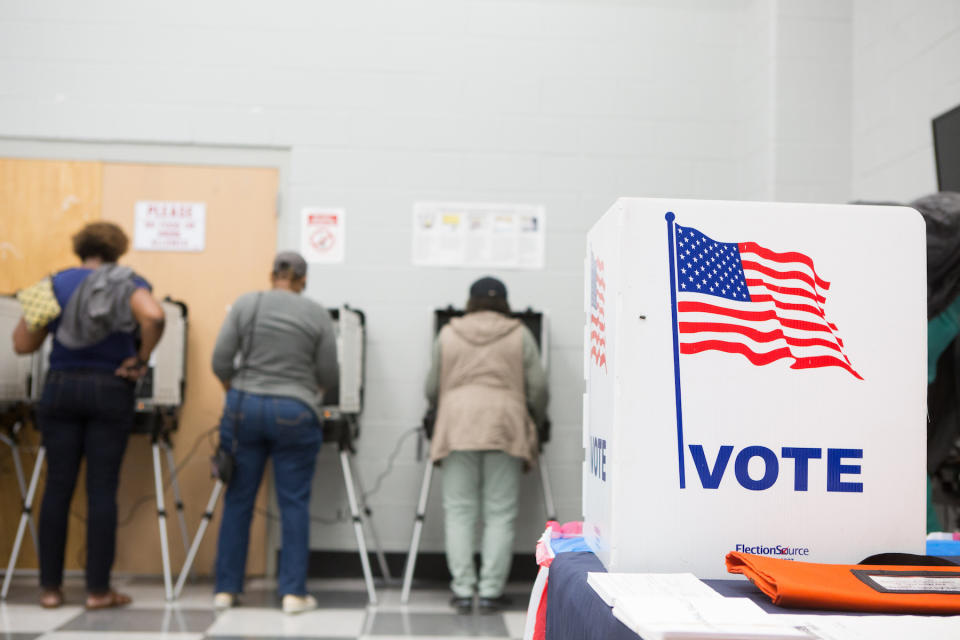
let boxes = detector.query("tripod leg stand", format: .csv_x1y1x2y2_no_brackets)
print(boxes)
538,450,558,522
400,460,434,605
174,479,223,599
163,438,192,561
1,446,45,600
1,426,39,554
151,440,175,601
399,447,556,604
352,467,393,582
339,448,379,605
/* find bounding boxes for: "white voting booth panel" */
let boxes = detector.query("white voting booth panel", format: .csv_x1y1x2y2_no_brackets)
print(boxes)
137,300,187,410
0,297,33,404
583,198,927,579
334,306,363,414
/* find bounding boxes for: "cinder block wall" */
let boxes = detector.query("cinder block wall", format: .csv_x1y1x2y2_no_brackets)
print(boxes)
851,0,960,201
2,0,955,557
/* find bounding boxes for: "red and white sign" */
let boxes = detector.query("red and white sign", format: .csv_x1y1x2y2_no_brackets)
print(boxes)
301,207,345,263
134,201,206,252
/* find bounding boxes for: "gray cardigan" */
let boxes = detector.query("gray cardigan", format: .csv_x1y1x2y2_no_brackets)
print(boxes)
212,289,338,422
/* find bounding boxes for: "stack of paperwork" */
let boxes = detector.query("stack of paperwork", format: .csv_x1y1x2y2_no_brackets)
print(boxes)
587,573,960,639
586,573,810,640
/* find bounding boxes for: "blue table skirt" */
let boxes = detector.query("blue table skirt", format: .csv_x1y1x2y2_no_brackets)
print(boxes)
545,552,639,640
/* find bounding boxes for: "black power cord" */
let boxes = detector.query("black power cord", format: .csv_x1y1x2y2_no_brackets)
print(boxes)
361,426,419,503
114,425,219,528
253,425,421,527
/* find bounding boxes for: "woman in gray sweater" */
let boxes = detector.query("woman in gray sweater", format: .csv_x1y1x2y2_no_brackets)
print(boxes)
210,252,338,614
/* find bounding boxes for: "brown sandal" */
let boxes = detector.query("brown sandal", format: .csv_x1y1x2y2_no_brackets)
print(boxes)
40,588,63,608
85,590,132,610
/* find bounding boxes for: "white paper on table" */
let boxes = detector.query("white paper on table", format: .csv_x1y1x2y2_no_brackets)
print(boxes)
611,595,812,640
776,613,960,640
587,572,724,607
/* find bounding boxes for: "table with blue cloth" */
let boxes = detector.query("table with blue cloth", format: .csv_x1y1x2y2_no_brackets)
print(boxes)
543,551,844,640
544,548,960,640
545,551,639,640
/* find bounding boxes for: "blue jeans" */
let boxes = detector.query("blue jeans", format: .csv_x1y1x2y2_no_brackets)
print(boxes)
214,390,322,596
36,369,134,593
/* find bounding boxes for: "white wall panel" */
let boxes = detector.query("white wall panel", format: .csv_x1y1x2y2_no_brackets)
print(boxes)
4,0,949,560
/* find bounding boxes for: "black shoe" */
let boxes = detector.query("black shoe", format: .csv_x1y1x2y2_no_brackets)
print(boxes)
478,594,512,614
449,595,473,614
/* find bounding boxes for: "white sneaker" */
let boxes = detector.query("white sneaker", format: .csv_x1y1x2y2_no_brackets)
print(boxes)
282,594,318,614
213,592,235,610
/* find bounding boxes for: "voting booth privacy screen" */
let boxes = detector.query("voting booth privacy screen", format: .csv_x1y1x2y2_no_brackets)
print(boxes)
325,306,364,414
136,299,187,412
0,297,34,404
1,296,188,415
583,198,927,579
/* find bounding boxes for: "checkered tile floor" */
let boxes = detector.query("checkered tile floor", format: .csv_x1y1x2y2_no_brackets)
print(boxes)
0,576,531,639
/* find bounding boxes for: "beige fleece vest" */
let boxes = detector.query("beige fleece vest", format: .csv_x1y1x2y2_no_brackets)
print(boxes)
429,313,538,466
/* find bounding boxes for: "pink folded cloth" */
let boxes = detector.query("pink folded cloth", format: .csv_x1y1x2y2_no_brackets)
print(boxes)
546,520,584,538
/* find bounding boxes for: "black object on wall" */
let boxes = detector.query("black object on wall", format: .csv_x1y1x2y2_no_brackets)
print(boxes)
933,103,960,191
434,305,544,350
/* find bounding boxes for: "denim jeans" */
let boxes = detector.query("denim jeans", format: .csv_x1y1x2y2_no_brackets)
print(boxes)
36,369,134,593
214,390,322,597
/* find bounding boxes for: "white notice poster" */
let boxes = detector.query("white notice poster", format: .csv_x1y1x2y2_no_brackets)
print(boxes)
134,201,206,252
301,208,346,264
412,202,545,269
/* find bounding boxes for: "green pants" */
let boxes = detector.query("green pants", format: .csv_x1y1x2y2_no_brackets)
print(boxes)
442,450,523,598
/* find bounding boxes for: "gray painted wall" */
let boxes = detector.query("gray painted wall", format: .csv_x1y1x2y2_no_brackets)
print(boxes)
1,0,956,559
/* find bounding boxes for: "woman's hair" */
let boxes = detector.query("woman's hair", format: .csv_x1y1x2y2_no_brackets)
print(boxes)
466,295,511,315
72,222,129,262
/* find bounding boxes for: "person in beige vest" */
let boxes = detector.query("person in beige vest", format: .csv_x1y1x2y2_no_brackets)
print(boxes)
425,276,548,614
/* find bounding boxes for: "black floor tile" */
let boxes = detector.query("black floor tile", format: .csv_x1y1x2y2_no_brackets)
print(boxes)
57,607,216,632
207,637,355,640
0,584,87,606
226,588,369,609
366,611,509,636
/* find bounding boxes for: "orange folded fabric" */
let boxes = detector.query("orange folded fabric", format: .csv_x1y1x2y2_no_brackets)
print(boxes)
726,551,960,614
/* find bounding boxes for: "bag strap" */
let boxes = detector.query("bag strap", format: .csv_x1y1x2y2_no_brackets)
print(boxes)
229,292,264,454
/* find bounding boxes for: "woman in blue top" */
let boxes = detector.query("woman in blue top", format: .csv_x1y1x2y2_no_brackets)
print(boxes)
12,222,166,610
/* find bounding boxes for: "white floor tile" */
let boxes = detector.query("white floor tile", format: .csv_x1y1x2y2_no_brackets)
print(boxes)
373,588,455,612
0,604,85,633
36,633,203,640
205,607,366,637
502,611,527,639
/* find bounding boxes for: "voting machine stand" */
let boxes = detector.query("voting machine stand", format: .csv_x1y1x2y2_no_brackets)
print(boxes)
0,403,44,600
0,295,47,599
131,298,191,601
399,307,557,604
175,305,391,605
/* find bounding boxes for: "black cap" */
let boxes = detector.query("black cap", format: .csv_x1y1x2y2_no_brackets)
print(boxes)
272,251,307,278
469,276,507,300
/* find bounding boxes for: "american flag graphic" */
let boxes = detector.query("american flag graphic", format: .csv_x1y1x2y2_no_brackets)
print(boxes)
673,222,861,379
590,252,607,371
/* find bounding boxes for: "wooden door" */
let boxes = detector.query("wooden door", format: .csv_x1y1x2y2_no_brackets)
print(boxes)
0,158,102,570
0,158,278,579
0,158,102,294
101,163,279,576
